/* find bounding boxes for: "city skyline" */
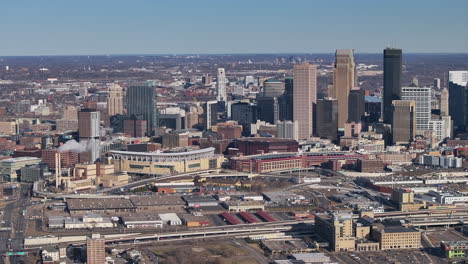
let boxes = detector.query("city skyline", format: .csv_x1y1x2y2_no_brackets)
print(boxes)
1,0,468,56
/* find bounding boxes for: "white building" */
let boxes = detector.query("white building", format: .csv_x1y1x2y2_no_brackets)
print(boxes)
159,213,182,226
429,190,468,205
428,116,452,141
401,86,432,134
217,68,227,102
277,121,299,141
449,71,468,86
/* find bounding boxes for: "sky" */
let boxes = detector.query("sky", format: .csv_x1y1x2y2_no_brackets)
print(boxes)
1,0,467,56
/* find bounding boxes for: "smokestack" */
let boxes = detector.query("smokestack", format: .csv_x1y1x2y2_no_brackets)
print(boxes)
55,152,62,189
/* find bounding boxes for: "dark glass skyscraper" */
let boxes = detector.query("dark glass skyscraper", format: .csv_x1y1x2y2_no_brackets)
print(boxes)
448,81,468,134
316,98,338,143
383,48,402,124
126,81,158,136
279,77,294,121
348,88,365,123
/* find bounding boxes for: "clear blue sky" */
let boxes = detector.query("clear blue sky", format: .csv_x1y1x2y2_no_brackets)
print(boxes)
1,0,467,55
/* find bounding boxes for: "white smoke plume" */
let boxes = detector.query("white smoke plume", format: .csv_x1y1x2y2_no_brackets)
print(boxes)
58,139,90,153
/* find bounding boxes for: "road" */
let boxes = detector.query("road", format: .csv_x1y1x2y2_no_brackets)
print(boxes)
0,184,31,264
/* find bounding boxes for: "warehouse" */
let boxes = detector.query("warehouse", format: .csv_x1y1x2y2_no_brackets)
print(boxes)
159,213,182,225
67,198,136,215
121,215,163,228
222,200,265,212
183,195,219,207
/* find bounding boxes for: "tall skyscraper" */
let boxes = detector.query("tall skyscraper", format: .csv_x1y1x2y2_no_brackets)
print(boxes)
107,83,124,116
293,63,317,139
440,88,449,116
316,98,339,143
87,234,105,264
279,77,294,121
263,78,285,97
78,109,101,163
392,100,416,145
383,48,402,124
448,80,468,134
257,96,279,124
401,86,431,134
449,71,468,86
434,78,441,89
217,68,227,102
329,49,356,128
348,88,365,123
63,105,79,120
126,81,158,136
203,101,218,130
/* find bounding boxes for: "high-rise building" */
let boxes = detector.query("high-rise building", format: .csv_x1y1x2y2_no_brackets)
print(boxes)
231,102,257,136
329,49,356,128
257,96,279,125
202,74,212,86
86,234,105,264
401,86,431,134
203,101,218,130
78,109,101,163
293,63,317,139
434,78,441,89
440,88,449,116
126,82,158,136
123,117,147,138
217,68,227,102
383,48,402,124
392,100,416,145
315,213,355,252
107,83,124,116
448,81,468,134
449,71,468,86
62,105,79,120
316,98,339,143
348,88,365,123
263,78,285,97
279,77,294,121
277,121,299,140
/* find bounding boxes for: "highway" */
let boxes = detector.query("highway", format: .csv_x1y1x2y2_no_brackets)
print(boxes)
0,184,31,264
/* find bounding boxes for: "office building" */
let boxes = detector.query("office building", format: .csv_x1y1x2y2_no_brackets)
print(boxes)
440,88,449,116
383,48,402,124
123,117,147,138
62,105,79,120
0,157,42,182
371,224,420,250
391,188,414,204
257,96,279,124
441,241,468,259
392,100,416,145
126,81,158,136
0,121,17,136
277,121,299,140
107,83,124,116
293,63,317,139
231,102,257,135
217,68,227,102
159,107,186,130
162,132,189,148
263,78,285,97
434,78,441,89
348,88,365,123
201,74,212,86
86,234,105,264
315,213,355,252
449,71,468,86
329,49,356,128
203,101,218,130
316,98,338,143
78,109,101,163
279,77,294,121
448,80,468,134
401,86,432,134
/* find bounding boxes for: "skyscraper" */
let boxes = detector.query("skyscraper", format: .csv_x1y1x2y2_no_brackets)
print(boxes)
279,77,294,121
203,101,218,130
434,78,441,89
392,100,416,145
86,234,105,264
257,96,279,124
448,81,468,134
316,98,339,143
329,49,356,128
217,68,227,102
401,86,431,134
107,83,124,116
383,48,402,124
78,109,101,163
348,88,365,123
263,78,285,97
126,81,158,136
293,63,317,139
449,71,468,86
440,88,449,116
